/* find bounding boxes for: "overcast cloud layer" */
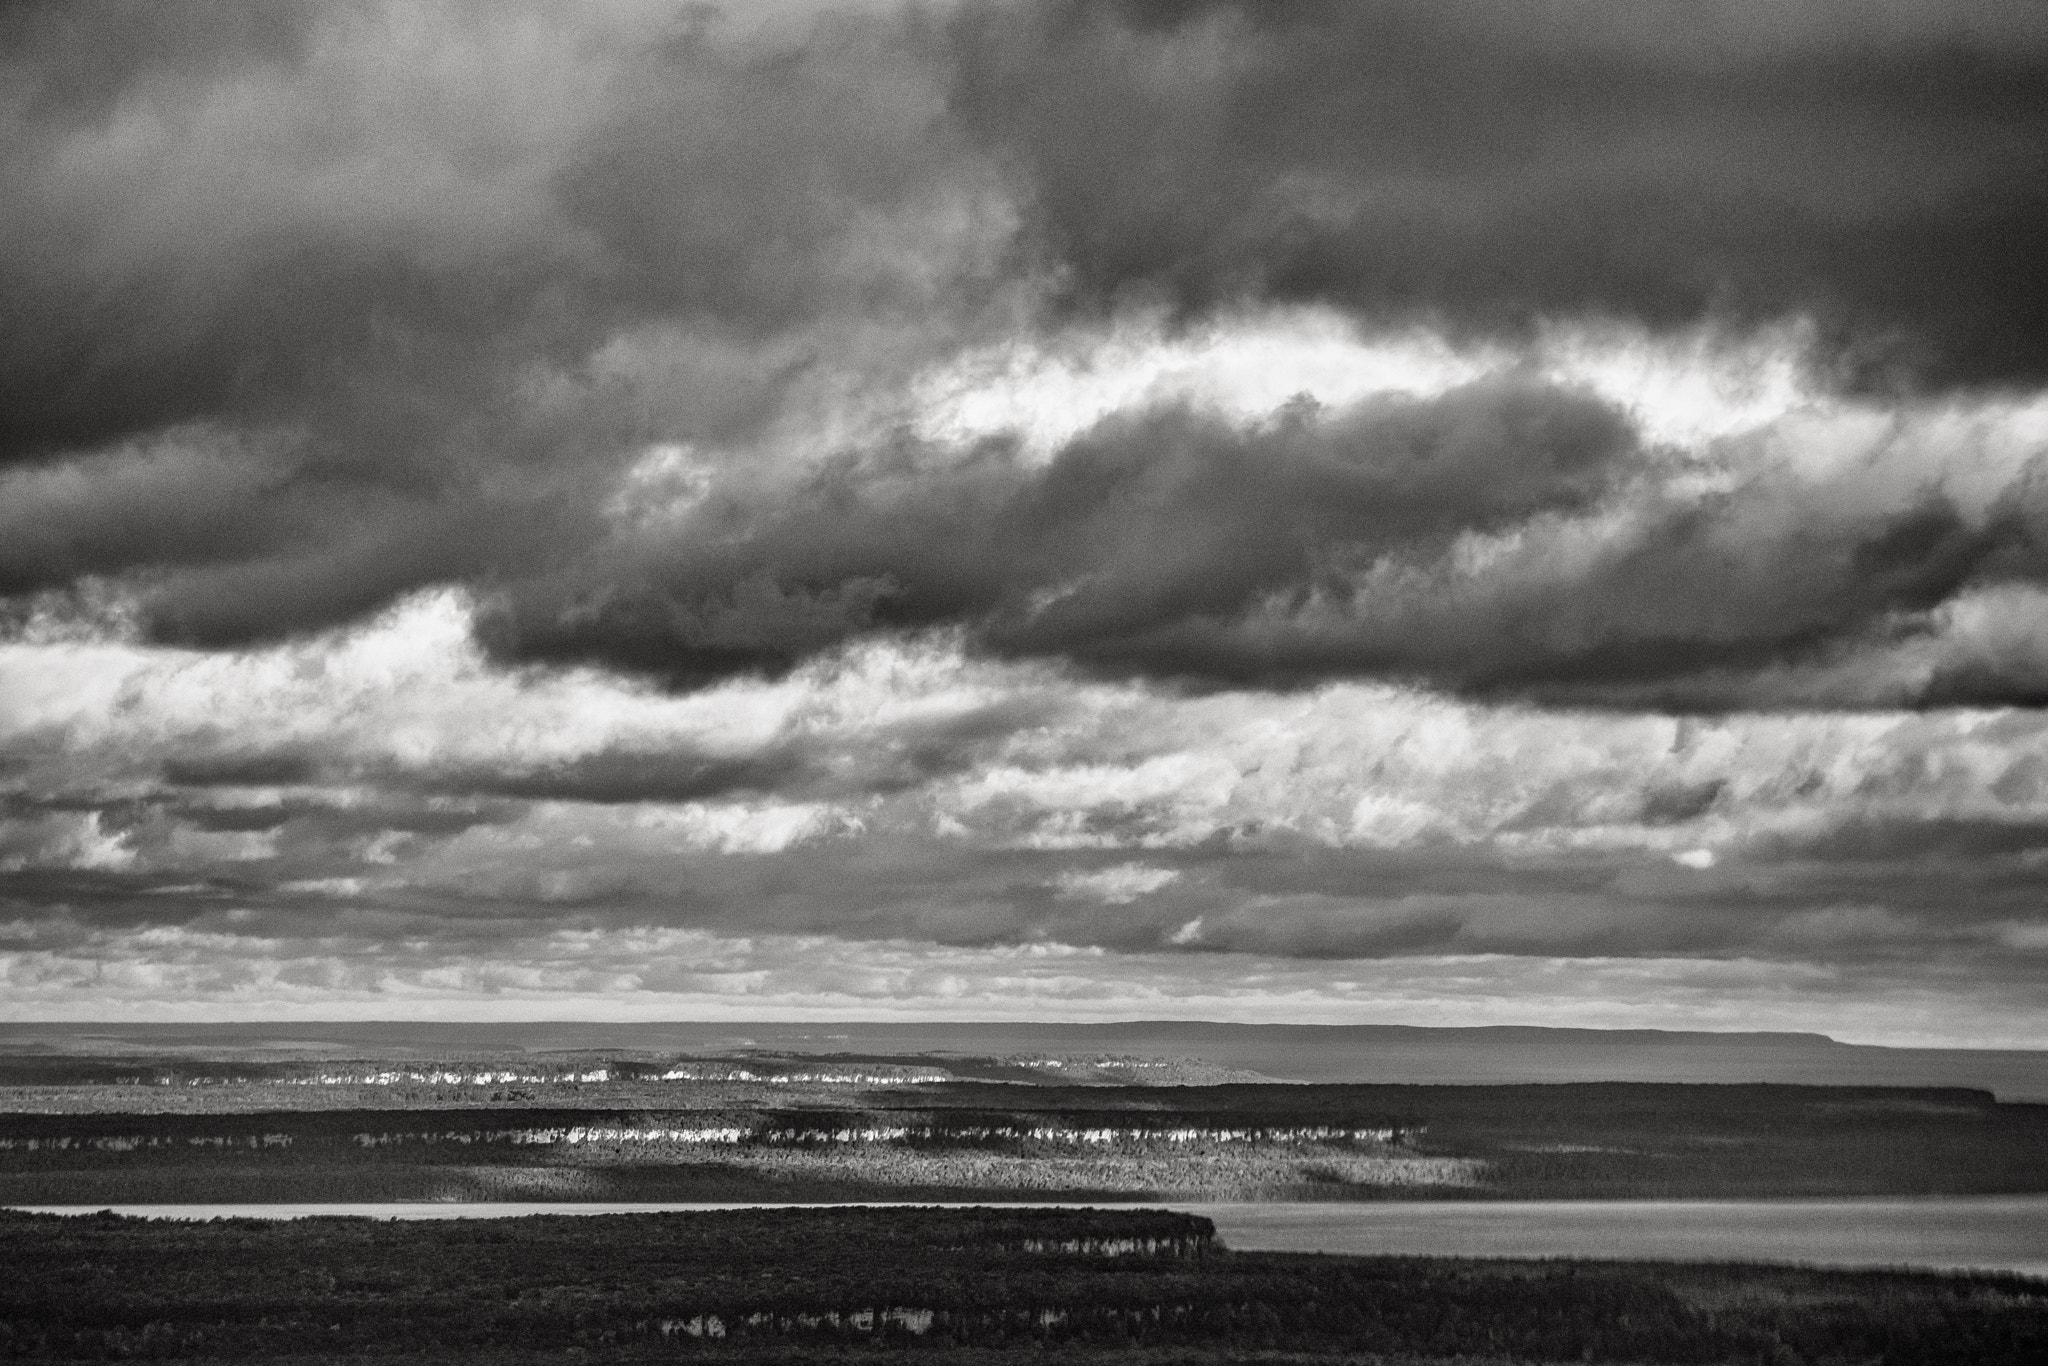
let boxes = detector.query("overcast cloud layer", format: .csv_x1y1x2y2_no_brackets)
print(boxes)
4,0,2048,1041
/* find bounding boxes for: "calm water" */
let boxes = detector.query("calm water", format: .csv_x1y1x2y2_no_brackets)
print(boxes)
10,1197,2046,1277
1196,1198,2048,1277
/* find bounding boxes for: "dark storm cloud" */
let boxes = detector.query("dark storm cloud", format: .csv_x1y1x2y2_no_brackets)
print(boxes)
4,0,2048,710
0,0,986,638
953,0,2048,392
0,1,969,461
483,376,2048,707
485,378,1641,684
1157,482,2032,707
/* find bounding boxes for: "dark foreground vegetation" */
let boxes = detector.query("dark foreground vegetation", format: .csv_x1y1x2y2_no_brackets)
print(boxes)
0,1206,2041,1365
2,1084,2043,1203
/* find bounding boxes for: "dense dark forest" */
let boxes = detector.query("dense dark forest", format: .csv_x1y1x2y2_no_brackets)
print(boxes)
3,1084,2043,1203
0,1205,2041,1364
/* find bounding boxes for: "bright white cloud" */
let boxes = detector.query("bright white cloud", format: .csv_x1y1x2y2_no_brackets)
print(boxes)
909,307,1492,458
1053,863,1182,903
13,587,2048,872
903,308,1827,460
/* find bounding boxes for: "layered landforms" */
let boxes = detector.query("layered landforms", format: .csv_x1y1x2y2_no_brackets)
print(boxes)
5,1023,2043,1363
3,1024,2043,1206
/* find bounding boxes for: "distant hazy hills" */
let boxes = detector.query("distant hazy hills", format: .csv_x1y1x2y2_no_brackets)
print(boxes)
5,1021,2044,1101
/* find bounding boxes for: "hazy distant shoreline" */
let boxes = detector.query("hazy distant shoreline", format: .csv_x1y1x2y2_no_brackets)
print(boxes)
7,1020,2045,1100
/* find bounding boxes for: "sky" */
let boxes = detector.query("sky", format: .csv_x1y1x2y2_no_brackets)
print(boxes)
3,0,2048,1044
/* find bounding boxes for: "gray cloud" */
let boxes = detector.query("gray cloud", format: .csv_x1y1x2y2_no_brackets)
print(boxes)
0,0,997,642
954,0,2048,392
484,378,1641,686
8,797,2043,984
482,378,2048,707
4,596,2047,1030
2,1,2047,708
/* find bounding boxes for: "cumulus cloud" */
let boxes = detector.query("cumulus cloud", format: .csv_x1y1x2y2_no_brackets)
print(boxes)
4,1,2048,1034
0,1,2043,708
2,596,2047,1028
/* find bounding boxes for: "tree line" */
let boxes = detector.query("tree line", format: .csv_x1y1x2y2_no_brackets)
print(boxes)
0,1206,2041,1364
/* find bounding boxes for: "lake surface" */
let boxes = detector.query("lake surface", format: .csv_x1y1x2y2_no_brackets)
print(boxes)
1197,1198,2048,1277
10,1197,2045,1277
